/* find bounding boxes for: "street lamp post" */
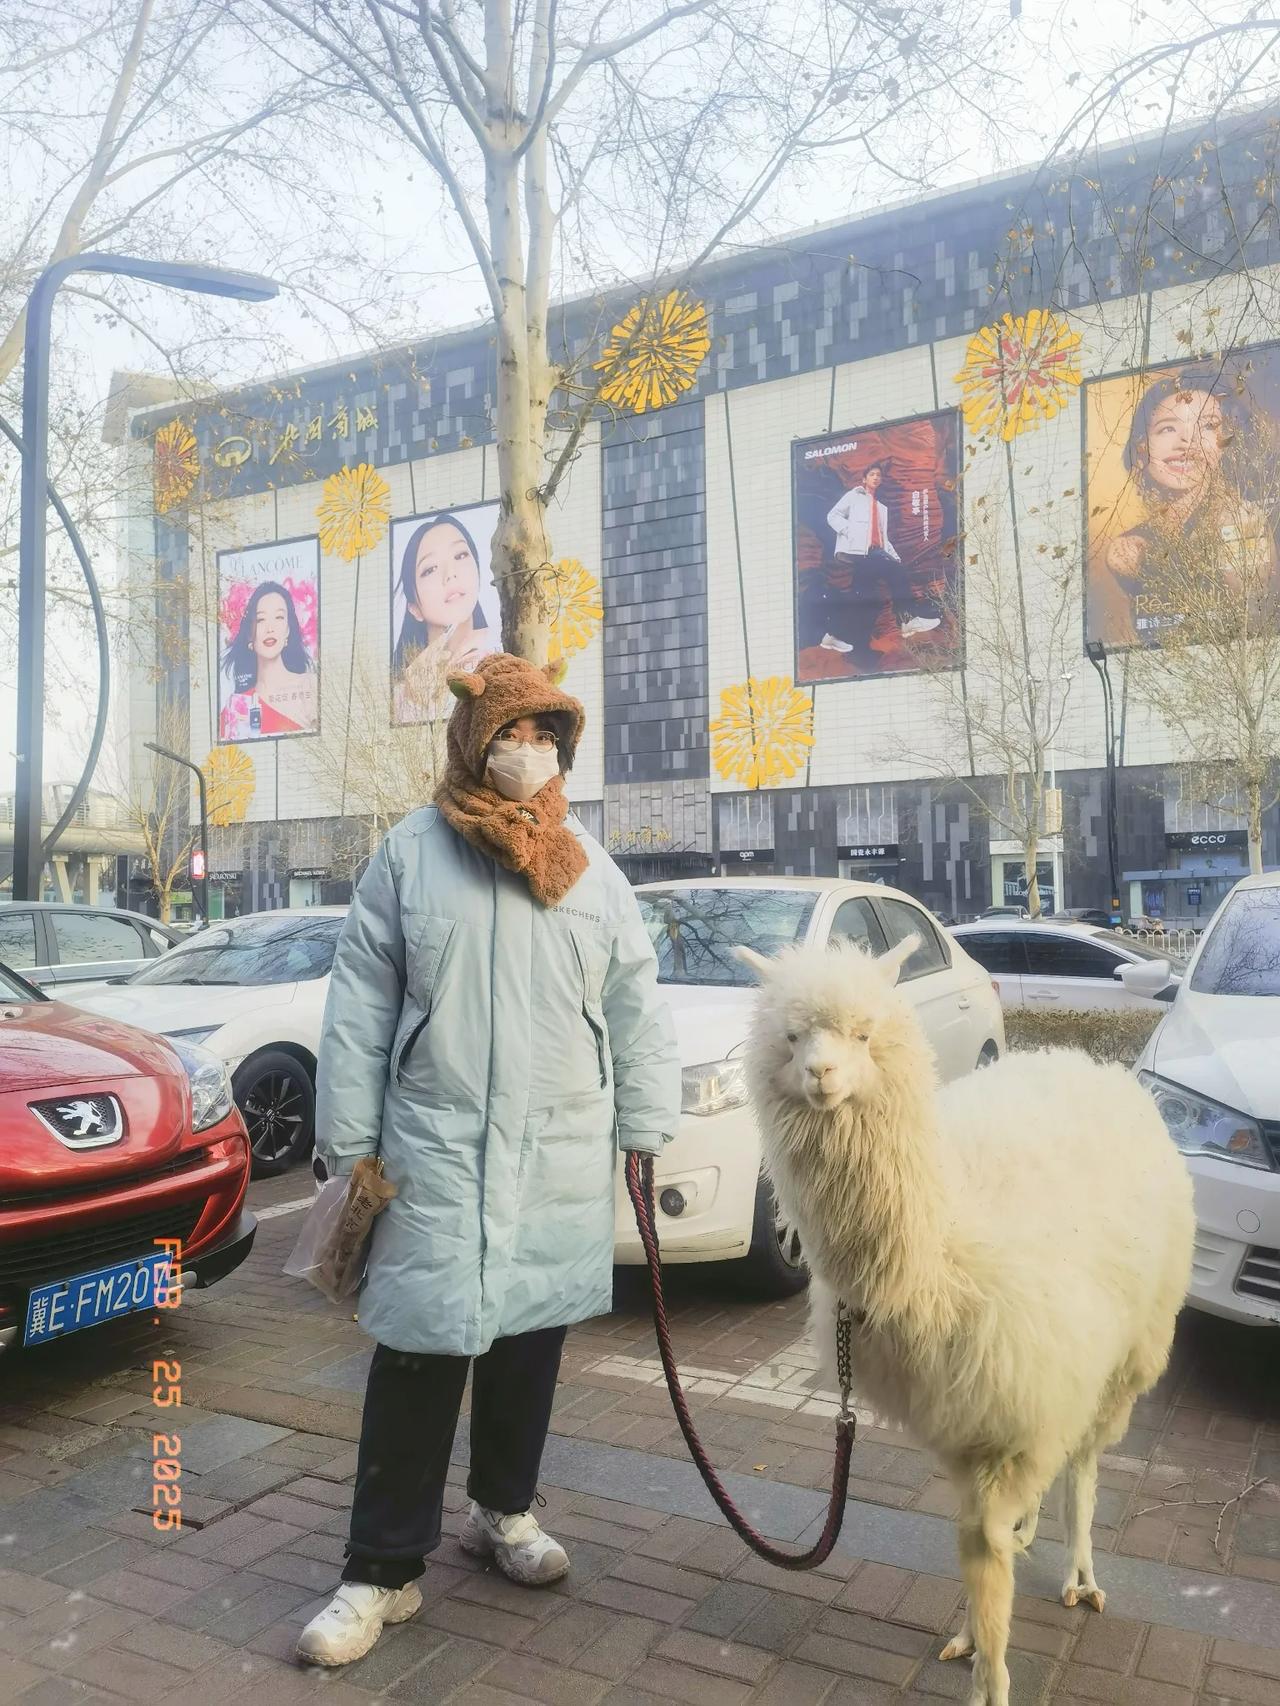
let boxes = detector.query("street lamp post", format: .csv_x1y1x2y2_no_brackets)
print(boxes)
11,254,277,902
144,741,209,926
1086,640,1122,924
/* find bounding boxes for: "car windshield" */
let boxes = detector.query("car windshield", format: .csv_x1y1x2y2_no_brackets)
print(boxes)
636,887,816,987
126,916,344,987
1189,889,1280,997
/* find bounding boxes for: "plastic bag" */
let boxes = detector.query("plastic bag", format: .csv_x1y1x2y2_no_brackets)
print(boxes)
283,1156,397,1302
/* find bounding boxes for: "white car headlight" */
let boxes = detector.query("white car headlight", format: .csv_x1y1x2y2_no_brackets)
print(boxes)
681,1059,749,1117
1137,1072,1273,1171
170,1038,235,1134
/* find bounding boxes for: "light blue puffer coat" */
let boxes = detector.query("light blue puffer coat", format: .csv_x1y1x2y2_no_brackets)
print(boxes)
314,807,680,1356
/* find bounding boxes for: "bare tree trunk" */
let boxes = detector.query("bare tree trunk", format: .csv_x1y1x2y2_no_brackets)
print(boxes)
479,0,552,665
157,883,172,924
1248,780,1265,877
487,194,553,660
1023,833,1042,918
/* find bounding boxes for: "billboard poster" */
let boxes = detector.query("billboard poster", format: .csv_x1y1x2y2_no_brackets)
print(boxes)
217,537,320,742
1084,349,1280,647
793,410,961,683
389,501,503,724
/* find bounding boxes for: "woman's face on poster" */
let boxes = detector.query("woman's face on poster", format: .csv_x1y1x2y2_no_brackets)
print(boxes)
251,592,290,661
1141,389,1225,496
408,523,480,630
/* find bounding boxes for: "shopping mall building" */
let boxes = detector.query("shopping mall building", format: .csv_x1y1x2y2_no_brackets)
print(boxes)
122,113,1280,927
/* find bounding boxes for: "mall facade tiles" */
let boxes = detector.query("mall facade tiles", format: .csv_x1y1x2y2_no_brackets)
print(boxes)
126,113,1280,926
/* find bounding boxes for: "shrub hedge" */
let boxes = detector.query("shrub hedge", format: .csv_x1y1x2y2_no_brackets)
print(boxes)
1003,1006,1163,1067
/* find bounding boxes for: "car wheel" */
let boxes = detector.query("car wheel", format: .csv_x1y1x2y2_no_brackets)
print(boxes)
734,1172,810,1299
977,1041,1000,1069
232,1050,315,1177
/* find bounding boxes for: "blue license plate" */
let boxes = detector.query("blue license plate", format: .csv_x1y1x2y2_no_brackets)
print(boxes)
24,1250,174,1346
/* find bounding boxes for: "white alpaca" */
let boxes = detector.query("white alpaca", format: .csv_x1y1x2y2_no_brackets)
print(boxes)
739,936,1194,1706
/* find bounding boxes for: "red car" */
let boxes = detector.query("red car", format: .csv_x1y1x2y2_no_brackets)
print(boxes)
0,958,255,1354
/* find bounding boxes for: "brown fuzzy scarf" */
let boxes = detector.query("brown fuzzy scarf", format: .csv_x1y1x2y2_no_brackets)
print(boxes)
436,762,587,907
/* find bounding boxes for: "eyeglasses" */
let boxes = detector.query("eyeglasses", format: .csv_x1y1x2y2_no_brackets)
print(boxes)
493,727,558,751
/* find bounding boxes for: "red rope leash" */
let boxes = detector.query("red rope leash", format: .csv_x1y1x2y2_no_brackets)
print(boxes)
625,1151,855,1571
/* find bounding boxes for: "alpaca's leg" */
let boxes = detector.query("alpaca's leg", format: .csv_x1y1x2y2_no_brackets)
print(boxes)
956,1486,1019,1706
939,1601,974,1662
1061,1449,1105,1612
1012,1495,1042,1554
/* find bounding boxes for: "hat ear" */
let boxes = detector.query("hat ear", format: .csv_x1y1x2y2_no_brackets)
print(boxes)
543,658,568,687
447,671,486,700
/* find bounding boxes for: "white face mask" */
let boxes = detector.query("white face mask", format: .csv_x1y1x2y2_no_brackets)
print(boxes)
485,741,561,802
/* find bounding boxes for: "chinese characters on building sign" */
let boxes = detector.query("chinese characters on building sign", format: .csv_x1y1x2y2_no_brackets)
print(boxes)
212,402,379,470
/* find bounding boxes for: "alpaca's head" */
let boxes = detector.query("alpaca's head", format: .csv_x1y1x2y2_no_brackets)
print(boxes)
738,935,921,1113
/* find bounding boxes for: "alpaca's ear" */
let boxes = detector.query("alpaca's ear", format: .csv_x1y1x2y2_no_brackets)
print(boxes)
735,946,773,981
878,933,920,984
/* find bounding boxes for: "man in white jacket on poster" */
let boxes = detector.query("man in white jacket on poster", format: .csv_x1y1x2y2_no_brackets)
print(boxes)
813,465,939,655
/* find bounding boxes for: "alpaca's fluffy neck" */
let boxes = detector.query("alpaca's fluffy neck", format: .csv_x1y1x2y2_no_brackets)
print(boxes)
769,1061,959,1336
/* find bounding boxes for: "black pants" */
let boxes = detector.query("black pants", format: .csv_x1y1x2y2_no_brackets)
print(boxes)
341,1325,567,1589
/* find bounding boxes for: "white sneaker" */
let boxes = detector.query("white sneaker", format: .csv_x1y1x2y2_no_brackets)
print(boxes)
819,633,854,653
900,616,941,636
459,1502,570,1585
296,1580,422,1667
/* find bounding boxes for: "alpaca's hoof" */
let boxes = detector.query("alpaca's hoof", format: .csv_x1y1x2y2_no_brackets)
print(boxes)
940,1633,975,1661
1062,1584,1106,1613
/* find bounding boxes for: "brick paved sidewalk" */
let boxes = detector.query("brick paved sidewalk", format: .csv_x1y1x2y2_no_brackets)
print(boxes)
2,1444,1280,1704
1,1181,1278,1703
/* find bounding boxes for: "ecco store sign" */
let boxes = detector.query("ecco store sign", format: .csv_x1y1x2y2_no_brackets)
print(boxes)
1164,831,1248,851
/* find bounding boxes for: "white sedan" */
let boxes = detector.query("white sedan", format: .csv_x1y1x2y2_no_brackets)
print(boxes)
615,878,1005,1296
1126,872,1280,1327
950,916,1183,1012
72,909,345,1176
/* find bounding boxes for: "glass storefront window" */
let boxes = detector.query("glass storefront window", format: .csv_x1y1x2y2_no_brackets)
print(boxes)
998,859,1056,915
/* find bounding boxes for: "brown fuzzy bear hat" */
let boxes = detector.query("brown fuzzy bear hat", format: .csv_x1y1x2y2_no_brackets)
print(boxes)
446,652,586,781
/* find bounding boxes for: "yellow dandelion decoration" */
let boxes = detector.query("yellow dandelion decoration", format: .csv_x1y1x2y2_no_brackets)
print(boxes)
544,558,603,663
316,463,390,560
596,289,711,414
710,676,814,790
153,420,200,514
953,309,1083,441
202,745,255,825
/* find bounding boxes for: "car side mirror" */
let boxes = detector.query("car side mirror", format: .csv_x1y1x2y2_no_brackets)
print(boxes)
1118,959,1173,1000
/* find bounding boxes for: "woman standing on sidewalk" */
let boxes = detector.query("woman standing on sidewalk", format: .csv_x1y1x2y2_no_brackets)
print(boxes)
297,652,680,1668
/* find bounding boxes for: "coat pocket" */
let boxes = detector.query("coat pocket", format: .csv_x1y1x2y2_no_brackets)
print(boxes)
402,912,455,1015
395,1008,431,1086
570,929,610,1089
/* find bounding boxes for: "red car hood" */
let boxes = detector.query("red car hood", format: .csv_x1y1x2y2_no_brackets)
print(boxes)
0,999,181,1092
0,998,190,1193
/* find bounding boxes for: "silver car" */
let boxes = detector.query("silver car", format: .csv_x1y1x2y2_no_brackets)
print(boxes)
0,902,181,990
